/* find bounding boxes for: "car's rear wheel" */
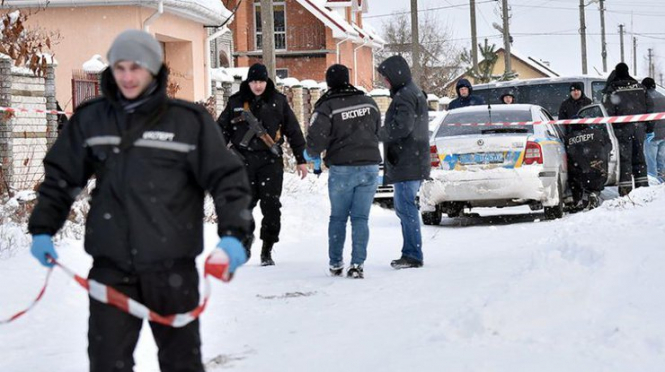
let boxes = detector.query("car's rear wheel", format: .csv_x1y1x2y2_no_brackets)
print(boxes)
421,208,442,225
444,202,464,218
544,178,564,220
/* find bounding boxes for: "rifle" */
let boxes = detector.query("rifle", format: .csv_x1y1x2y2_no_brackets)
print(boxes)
231,110,282,157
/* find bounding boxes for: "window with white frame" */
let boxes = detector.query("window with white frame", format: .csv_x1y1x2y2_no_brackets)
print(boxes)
254,1,286,51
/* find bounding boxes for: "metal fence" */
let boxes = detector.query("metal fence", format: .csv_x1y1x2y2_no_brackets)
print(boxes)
71,70,101,108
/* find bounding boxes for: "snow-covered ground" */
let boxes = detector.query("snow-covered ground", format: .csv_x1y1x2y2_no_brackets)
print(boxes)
1,174,664,371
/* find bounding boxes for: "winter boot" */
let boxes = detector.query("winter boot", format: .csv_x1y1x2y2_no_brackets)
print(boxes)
329,263,344,277
587,191,601,210
390,256,423,269
260,241,275,266
346,264,364,279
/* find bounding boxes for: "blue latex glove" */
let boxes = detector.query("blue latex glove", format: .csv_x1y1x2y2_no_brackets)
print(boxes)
216,236,247,274
646,132,655,142
31,234,57,267
303,150,322,175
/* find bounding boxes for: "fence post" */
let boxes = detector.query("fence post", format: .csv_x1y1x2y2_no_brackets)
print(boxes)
291,85,305,132
45,64,57,148
0,57,12,194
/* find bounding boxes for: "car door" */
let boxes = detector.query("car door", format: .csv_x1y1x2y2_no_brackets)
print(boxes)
577,104,620,185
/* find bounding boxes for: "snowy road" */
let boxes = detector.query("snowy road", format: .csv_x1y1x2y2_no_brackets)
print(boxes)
1,174,664,371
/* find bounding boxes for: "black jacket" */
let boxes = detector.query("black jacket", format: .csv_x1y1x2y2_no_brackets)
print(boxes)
558,94,592,120
602,76,654,117
448,79,486,110
217,79,306,164
28,67,252,273
377,56,431,184
646,89,665,139
306,86,381,167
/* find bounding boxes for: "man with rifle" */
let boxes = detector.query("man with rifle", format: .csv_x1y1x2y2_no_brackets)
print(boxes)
217,63,308,266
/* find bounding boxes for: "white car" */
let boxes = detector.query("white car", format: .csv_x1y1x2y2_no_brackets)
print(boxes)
420,104,573,224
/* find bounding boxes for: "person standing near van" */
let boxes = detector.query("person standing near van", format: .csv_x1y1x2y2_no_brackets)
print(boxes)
377,55,430,269
306,64,381,279
642,77,665,183
448,79,486,110
558,82,592,131
602,62,653,196
499,90,515,104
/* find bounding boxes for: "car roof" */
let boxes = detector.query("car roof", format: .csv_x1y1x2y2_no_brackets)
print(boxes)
446,104,537,113
473,76,607,90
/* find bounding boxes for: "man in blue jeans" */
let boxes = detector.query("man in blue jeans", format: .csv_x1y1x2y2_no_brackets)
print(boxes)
642,77,665,183
305,64,382,278
377,55,431,269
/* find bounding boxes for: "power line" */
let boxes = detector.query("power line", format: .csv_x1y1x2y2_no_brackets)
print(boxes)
364,0,496,19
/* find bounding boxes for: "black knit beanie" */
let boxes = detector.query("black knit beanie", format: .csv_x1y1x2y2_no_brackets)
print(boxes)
325,64,350,89
247,63,269,82
642,77,656,90
615,62,630,79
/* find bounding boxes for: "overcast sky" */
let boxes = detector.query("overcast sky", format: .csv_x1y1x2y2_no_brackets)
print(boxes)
364,0,665,80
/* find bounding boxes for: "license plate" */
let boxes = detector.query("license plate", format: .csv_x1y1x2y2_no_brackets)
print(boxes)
459,152,505,165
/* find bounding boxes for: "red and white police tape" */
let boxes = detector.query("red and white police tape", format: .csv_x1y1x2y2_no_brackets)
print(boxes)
439,111,665,127
0,106,73,116
1,249,232,327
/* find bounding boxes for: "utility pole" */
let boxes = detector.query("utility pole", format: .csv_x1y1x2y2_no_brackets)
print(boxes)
410,0,421,85
579,0,588,74
633,37,638,74
619,24,625,63
501,0,512,75
599,0,607,72
648,48,653,77
260,0,276,80
470,0,479,74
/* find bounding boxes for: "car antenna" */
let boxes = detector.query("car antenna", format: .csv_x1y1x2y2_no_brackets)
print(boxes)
485,82,492,125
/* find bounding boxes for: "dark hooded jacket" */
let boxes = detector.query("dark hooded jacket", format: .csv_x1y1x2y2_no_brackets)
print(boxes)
306,86,381,166
28,66,252,273
558,91,592,121
448,79,486,110
602,69,653,117
217,78,306,164
377,55,430,184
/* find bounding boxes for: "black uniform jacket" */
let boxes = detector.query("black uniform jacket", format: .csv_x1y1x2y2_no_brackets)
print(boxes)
28,66,252,272
217,78,306,164
306,87,382,167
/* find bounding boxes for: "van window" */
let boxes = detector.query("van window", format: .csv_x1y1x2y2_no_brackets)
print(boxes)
435,109,534,137
592,81,606,103
518,83,573,115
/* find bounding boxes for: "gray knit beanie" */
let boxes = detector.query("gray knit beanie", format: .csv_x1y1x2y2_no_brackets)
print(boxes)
107,29,164,75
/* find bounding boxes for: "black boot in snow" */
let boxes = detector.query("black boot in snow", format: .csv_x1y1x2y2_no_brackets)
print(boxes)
260,241,275,266
390,256,423,269
347,264,364,279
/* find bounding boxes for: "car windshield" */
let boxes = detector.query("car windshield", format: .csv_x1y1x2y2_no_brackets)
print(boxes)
435,108,534,137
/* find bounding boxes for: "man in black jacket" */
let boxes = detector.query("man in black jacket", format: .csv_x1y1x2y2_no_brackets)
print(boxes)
558,82,592,123
217,63,308,266
448,78,486,110
306,64,381,279
377,55,430,269
28,30,251,372
602,62,654,195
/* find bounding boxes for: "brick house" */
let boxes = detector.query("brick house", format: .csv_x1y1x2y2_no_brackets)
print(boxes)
226,0,384,90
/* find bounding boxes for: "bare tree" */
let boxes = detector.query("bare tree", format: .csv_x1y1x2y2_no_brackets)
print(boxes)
376,11,463,97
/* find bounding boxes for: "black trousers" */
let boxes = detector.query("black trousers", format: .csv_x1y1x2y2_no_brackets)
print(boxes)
242,151,284,243
613,123,648,195
88,263,203,372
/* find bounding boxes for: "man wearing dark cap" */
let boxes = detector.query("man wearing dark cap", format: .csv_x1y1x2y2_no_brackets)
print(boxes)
602,62,654,195
558,82,592,124
377,55,430,269
642,77,665,183
305,64,381,279
217,62,308,266
28,29,252,371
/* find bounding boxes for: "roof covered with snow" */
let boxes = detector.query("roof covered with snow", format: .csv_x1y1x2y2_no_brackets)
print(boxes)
7,0,232,26
296,0,383,48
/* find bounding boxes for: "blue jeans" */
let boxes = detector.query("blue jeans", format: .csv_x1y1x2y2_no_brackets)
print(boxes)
328,165,379,266
393,180,423,263
645,137,665,183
